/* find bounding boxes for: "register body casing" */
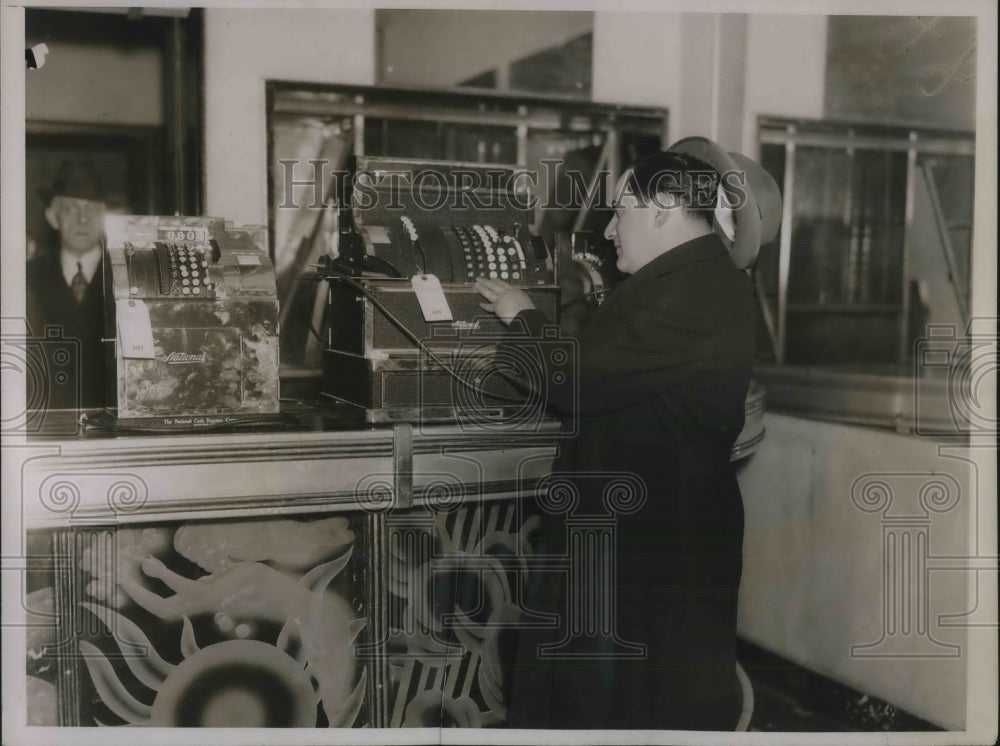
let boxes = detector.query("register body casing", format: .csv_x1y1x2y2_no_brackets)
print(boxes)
103,215,280,427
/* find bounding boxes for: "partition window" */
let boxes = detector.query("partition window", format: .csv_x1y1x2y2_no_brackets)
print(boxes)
753,118,976,432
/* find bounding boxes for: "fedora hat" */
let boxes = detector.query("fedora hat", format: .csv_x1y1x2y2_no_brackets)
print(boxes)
666,137,782,269
39,159,108,204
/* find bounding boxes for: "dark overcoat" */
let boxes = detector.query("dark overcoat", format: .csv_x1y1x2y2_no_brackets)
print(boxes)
504,232,754,730
26,252,107,409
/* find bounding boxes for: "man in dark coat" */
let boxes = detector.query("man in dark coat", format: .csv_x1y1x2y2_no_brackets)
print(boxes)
26,161,109,410
476,140,781,730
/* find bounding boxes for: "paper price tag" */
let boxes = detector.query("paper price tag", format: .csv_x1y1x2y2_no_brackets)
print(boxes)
236,253,261,266
411,274,452,322
116,299,156,359
366,225,390,244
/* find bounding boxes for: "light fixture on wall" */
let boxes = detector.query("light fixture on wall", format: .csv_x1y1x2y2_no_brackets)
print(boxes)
25,43,49,69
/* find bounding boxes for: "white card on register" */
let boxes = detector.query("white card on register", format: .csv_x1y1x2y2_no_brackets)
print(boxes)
236,253,261,266
116,299,156,359
411,274,452,322
366,225,390,244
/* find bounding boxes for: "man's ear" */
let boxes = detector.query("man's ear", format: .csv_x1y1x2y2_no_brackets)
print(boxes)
652,203,671,228
44,203,61,231
650,190,676,228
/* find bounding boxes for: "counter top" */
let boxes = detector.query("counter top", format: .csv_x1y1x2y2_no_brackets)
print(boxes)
17,410,564,529
17,380,766,529
753,364,968,437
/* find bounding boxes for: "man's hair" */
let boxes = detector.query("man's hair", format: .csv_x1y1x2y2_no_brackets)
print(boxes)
630,151,720,229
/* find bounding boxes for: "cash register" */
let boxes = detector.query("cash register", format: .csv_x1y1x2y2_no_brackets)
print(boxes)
318,157,567,425
102,215,280,430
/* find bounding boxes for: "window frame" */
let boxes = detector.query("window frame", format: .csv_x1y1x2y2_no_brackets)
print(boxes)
753,117,977,436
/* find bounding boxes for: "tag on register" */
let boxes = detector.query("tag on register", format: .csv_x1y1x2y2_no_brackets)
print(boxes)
116,299,156,359
411,274,452,322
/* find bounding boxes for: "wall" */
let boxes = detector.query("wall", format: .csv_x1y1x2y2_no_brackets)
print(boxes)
592,12,747,146
592,11,683,114
825,16,976,132
737,414,977,729
378,10,594,89
25,42,162,125
593,12,825,155
742,14,827,154
714,14,749,151
203,9,376,227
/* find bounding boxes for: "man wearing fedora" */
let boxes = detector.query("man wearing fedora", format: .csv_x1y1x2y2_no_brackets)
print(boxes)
476,138,781,730
27,160,109,410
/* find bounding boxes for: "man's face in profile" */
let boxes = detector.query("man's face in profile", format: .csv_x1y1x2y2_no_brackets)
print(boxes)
45,196,106,256
604,169,683,275
605,169,648,274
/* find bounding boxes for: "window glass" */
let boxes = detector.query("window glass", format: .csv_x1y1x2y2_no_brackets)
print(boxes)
755,120,974,372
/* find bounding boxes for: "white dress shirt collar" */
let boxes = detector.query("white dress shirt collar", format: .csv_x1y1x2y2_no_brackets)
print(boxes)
60,246,102,287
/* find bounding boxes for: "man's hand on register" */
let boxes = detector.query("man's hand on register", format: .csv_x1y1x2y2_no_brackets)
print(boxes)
475,278,536,325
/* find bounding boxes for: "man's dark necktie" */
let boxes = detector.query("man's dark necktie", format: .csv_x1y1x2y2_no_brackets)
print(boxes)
71,262,88,303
